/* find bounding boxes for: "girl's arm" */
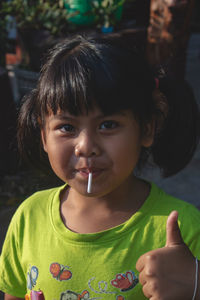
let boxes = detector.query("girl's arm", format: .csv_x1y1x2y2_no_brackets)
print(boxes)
4,294,24,300
136,211,200,300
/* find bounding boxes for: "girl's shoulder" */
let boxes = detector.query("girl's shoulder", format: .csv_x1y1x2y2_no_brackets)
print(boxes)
149,182,200,215
149,182,200,250
11,184,66,225
144,182,200,233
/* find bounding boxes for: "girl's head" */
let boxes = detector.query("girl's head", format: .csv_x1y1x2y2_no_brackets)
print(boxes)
18,34,200,179
35,34,156,121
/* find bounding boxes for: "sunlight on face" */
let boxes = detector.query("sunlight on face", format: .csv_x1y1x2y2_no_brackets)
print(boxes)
41,107,154,198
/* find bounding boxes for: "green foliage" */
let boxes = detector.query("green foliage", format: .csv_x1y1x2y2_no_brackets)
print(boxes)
1,0,77,36
90,0,126,28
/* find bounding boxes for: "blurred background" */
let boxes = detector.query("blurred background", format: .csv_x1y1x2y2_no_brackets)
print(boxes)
0,0,200,266
0,0,200,299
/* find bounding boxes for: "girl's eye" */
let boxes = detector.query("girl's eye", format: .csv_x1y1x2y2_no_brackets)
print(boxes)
99,120,119,130
60,124,75,133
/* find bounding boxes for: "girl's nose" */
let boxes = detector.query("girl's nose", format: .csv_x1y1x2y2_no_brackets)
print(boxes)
74,131,101,158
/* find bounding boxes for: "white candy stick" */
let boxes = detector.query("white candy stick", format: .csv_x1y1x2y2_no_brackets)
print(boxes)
87,172,93,193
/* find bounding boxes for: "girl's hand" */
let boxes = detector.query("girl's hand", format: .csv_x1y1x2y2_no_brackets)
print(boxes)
136,211,198,300
4,294,24,300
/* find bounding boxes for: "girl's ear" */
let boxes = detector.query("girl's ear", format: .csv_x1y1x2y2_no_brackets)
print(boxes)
141,119,155,148
41,129,47,153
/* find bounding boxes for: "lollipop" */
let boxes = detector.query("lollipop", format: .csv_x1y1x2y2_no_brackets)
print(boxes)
87,172,93,193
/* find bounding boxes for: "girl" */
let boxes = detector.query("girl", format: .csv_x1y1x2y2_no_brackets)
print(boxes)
0,34,200,300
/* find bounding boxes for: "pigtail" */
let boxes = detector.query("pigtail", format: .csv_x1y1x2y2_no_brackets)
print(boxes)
151,77,200,177
17,90,50,172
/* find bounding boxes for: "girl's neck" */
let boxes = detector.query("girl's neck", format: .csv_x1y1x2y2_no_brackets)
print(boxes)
60,176,150,234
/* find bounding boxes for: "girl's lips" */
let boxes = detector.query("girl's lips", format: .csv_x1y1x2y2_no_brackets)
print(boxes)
77,168,103,178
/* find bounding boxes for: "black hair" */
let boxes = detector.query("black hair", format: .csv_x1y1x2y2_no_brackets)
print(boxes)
17,34,200,177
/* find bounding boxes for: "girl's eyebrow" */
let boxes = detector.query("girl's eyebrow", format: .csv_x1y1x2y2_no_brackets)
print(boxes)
93,111,128,120
49,115,75,122
97,111,127,118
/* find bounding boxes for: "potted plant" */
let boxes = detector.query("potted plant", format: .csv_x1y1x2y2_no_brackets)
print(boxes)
1,0,77,71
90,0,125,32
1,0,79,102
64,0,125,33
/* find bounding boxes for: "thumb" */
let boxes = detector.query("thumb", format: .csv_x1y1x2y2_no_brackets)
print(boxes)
165,210,184,247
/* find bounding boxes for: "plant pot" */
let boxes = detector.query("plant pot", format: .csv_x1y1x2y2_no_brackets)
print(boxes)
64,0,95,25
101,26,114,33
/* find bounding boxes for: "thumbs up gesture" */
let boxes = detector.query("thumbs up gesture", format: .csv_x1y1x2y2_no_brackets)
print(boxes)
136,211,198,300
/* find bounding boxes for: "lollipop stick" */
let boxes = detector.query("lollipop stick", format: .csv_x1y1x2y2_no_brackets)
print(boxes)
87,172,93,193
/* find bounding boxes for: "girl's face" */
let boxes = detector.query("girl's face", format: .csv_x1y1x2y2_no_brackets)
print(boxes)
41,107,154,198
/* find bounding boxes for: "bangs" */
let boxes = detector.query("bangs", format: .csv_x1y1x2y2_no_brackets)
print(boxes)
37,36,154,121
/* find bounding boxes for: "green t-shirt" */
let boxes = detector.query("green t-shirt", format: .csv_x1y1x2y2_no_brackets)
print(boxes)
0,183,200,300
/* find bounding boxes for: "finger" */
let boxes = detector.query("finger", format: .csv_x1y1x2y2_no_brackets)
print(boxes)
142,281,156,299
142,283,152,299
165,210,184,247
139,271,147,286
142,279,161,300
136,254,145,272
136,251,159,274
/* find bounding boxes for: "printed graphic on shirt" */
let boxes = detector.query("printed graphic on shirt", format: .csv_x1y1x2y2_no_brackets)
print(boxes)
25,290,45,300
111,271,139,292
50,262,72,281
88,277,116,295
60,289,101,300
27,266,39,290
26,263,137,299
57,270,138,300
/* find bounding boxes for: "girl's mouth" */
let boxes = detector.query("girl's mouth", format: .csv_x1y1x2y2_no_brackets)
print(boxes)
77,168,103,179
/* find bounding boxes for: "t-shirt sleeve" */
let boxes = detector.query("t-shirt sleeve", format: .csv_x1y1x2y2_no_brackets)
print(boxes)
0,209,27,297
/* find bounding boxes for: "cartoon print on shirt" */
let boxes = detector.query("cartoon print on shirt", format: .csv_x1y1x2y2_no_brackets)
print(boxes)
31,290,45,300
27,266,39,290
50,262,72,281
88,277,116,295
60,289,101,300
111,271,139,292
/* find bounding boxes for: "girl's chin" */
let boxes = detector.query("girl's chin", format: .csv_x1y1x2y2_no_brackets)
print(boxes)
72,185,98,197
67,182,107,198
